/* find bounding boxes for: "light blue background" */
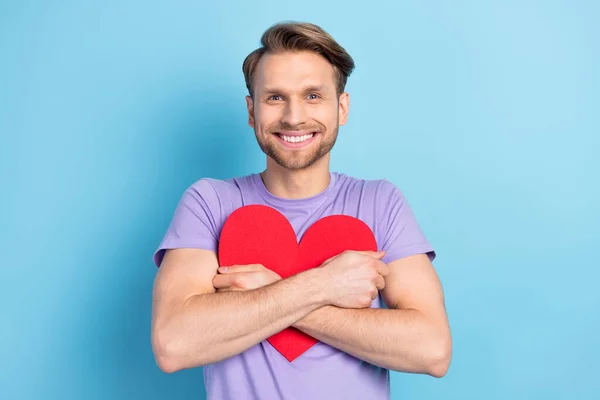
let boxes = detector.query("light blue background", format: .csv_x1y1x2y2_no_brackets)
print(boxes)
1,1,598,399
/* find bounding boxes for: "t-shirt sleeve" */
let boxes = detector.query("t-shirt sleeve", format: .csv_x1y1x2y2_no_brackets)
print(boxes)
378,180,436,264
152,179,221,267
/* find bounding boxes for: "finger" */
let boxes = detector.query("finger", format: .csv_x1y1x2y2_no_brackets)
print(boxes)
326,249,384,262
353,250,386,259
217,286,244,293
376,260,390,277
212,273,238,289
217,288,240,293
375,274,386,290
371,288,379,300
216,271,271,291
218,264,265,274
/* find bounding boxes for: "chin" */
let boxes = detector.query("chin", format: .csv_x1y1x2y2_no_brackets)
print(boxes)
273,153,327,170
258,132,335,170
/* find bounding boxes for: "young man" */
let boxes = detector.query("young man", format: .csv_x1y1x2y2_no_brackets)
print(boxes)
151,21,451,399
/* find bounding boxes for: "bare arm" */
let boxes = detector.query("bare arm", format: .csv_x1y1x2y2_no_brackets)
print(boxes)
151,248,328,373
214,252,451,376
293,254,451,377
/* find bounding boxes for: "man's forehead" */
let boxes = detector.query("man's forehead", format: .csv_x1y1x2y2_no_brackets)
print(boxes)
255,51,336,90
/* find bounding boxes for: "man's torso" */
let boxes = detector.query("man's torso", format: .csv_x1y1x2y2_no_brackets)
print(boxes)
154,171,435,399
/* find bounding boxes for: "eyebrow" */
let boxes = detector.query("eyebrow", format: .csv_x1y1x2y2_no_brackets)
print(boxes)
262,85,329,95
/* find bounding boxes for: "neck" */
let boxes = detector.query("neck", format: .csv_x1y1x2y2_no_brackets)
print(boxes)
261,155,331,199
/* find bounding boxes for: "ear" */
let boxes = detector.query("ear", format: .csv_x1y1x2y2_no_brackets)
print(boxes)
338,92,350,126
245,95,255,128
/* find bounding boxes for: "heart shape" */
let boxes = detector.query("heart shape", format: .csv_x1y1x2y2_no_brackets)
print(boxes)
217,204,378,362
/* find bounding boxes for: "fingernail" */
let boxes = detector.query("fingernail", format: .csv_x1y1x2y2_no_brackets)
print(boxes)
219,267,229,272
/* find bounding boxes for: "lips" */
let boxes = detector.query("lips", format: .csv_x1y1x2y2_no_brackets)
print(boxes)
276,130,317,136
273,131,319,148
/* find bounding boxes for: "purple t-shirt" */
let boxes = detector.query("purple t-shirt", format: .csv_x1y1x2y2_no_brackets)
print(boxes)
153,171,435,400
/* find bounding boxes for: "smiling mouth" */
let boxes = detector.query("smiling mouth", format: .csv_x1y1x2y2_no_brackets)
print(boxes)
276,132,317,143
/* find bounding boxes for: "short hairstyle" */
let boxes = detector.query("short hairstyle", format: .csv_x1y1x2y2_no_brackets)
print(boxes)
242,22,355,98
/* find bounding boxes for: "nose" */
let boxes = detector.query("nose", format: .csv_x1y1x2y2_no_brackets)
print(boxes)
281,98,306,128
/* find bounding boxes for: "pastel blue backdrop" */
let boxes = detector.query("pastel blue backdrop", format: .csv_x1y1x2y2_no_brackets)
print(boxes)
1,1,598,399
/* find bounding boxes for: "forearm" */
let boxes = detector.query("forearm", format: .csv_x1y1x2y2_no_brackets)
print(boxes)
155,269,326,372
294,306,451,376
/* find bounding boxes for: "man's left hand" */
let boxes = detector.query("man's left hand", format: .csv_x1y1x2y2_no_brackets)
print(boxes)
213,264,282,292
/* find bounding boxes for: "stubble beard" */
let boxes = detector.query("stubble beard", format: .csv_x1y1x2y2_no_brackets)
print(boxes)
256,124,339,170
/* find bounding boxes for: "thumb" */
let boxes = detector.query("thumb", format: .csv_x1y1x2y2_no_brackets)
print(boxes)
355,250,386,259
321,250,386,267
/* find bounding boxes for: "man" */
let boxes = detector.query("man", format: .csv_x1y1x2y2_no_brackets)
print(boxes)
151,21,451,399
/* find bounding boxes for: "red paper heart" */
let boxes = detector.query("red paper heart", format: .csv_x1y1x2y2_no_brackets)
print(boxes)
218,204,378,362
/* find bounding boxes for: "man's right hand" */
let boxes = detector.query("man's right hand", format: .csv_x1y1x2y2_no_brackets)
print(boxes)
319,250,389,309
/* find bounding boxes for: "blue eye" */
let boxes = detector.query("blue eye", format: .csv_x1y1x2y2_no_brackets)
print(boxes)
307,94,320,100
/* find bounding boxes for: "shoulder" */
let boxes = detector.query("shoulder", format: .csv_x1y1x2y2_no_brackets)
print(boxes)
185,174,252,202
334,172,404,202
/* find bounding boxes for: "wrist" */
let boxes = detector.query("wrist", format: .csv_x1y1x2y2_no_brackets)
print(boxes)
300,267,331,307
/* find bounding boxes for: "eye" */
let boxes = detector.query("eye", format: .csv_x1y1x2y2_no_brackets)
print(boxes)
307,93,320,100
268,95,282,101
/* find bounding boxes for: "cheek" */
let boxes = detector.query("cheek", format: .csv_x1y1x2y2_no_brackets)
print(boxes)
255,108,279,132
312,104,339,127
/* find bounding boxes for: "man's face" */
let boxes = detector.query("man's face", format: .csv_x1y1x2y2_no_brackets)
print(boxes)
246,51,349,170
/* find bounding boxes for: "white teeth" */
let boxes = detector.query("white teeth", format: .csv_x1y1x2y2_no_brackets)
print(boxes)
279,133,314,143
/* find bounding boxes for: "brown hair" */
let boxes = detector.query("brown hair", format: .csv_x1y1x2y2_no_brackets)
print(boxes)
242,22,355,98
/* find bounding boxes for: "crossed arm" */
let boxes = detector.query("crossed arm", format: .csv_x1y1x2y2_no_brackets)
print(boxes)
291,254,451,377
151,249,451,376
